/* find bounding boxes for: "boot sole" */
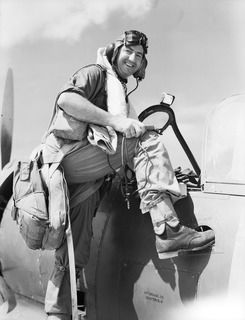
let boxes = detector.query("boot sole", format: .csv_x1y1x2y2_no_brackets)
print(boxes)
158,239,215,259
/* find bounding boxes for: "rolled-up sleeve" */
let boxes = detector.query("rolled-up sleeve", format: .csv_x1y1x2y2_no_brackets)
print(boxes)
60,65,105,102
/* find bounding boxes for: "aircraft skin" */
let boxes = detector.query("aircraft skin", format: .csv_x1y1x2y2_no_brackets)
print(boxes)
0,70,245,320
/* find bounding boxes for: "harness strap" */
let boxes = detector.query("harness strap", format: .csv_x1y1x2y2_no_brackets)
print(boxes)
66,210,78,320
52,163,78,320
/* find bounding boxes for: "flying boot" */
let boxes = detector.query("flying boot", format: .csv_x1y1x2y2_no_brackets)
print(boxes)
150,199,215,258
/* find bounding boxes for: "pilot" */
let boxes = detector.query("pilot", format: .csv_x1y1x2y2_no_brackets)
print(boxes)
42,30,215,319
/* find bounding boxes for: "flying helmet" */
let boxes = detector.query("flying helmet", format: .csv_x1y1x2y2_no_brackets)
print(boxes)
105,30,148,81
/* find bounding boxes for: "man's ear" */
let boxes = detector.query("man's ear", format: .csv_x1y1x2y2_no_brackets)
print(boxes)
105,43,115,64
133,57,148,81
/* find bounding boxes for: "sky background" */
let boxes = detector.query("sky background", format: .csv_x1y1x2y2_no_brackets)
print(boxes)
1,0,245,170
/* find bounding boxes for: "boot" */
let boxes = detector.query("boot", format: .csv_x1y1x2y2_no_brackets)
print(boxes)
156,223,215,258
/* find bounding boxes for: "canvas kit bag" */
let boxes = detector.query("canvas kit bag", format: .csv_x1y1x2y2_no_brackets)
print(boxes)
11,153,69,251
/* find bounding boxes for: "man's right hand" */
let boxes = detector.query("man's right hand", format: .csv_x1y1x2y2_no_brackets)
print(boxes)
112,116,147,138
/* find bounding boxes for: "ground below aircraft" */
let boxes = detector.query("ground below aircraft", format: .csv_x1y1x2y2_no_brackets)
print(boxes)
0,70,244,320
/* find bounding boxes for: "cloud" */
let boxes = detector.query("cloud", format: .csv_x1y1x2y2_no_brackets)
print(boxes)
0,0,156,48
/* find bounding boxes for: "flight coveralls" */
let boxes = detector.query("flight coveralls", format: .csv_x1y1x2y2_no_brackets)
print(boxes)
43,64,180,315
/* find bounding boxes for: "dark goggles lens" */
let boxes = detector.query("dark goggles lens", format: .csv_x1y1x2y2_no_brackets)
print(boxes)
124,30,148,53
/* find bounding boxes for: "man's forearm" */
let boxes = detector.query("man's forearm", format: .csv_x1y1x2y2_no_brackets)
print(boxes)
58,91,146,138
58,92,117,128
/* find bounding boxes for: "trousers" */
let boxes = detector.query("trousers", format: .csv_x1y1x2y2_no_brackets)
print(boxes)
45,130,181,314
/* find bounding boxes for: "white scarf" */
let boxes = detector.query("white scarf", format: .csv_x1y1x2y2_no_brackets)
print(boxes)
96,47,138,119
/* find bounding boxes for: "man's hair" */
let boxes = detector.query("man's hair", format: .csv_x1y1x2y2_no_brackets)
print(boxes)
105,30,148,81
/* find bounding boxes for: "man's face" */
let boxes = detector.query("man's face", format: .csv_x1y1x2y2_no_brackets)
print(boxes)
116,44,144,79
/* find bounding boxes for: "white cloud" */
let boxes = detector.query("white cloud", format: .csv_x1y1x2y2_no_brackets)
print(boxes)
0,0,156,47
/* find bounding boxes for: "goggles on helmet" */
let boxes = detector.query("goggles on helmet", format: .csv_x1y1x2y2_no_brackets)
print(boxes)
123,30,148,54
